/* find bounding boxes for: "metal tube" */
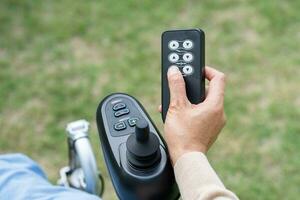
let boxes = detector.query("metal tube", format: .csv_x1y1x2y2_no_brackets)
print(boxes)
73,136,101,195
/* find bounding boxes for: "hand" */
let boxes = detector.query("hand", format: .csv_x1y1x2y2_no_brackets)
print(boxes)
160,66,227,165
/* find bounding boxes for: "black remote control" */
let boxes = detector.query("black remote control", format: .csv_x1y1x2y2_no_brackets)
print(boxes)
96,93,179,200
161,29,205,121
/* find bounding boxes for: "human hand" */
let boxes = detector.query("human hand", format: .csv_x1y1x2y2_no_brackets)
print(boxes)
160,66,227,165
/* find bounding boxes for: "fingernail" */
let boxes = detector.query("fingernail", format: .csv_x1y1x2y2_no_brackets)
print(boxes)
168,65,179,75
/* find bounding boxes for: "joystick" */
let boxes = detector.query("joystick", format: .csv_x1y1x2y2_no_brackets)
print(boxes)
126,120,161,169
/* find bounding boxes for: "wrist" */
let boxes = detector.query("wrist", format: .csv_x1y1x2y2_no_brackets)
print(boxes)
169,146,207,166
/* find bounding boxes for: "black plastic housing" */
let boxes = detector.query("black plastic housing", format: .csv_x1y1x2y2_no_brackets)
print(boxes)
96,93,179,200
162,29,205,121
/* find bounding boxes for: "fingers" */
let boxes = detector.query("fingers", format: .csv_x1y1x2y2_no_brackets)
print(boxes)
158,105,162,113
204,66,226,105
167,66,188,106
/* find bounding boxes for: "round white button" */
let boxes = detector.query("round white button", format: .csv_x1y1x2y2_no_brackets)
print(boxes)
183,40,193,50
182,65,194,75
168,40,179,50
168,53,179,63
182,53,193,62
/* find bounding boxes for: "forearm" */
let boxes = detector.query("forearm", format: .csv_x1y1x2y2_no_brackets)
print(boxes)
174,152,239,200
0,154,100,200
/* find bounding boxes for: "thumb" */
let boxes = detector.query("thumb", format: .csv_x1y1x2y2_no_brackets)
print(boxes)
167,66,188,106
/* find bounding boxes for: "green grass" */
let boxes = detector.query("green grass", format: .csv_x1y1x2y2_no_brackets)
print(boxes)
0,0,299,199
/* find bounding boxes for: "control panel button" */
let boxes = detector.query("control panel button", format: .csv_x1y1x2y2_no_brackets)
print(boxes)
182,53,193,63
113,103,126,111
168,40,179,50
168,53,179,63
182,65,194,75
114,109,130,117
182,40,193,50
114,121,126,131
128,117,139,127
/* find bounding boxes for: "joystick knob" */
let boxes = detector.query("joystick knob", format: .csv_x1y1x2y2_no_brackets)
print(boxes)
126,119,161,169
135,120,149,142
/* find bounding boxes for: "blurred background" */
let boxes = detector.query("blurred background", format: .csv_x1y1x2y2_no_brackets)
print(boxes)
0,0,299,199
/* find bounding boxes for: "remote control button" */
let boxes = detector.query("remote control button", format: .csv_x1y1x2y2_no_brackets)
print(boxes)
128,117,139,127
182,53,193,63
114,121,126,131
182,40,193,50
168,40,179,50
168,53,179,63
182,65,194,75
113,103,126,111
114,109,130,117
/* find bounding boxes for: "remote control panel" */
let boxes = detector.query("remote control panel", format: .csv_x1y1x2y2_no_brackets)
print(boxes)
161,29,205,121
96,93,179,200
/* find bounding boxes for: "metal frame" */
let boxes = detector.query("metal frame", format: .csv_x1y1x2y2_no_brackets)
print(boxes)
58,119,104,197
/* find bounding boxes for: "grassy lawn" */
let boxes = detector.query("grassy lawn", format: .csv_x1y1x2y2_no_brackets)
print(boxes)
0,0,299,199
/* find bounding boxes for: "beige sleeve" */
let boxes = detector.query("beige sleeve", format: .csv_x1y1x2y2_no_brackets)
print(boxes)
174,152,239,200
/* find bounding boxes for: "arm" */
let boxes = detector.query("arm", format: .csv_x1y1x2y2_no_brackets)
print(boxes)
174,152,238,200
162,66,239,200
0,154,101,200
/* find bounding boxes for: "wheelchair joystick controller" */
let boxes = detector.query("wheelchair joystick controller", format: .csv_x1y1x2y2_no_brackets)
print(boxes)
97,93,179,200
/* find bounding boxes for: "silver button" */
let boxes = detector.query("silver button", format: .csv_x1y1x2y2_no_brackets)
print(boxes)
168,40,179,50
182,53,193,62
168,53,179,63
182,65,194,75
183,40,193,50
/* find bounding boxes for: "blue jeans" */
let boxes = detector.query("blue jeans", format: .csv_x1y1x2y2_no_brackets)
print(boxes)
0,154,101,200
